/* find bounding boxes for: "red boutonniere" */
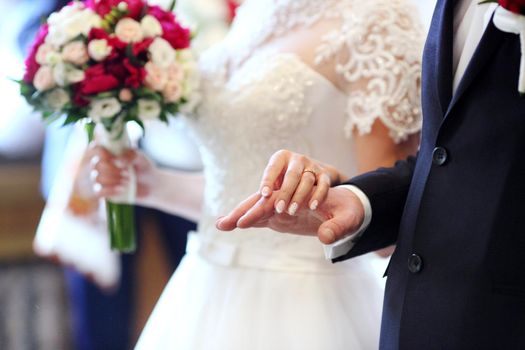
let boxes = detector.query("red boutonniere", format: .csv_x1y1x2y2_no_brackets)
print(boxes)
483,0,525,94
226,0,240,23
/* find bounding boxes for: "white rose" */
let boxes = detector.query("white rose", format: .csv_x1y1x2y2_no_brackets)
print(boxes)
138,99,161,121
36,44,56,65
141,15,163,38
62,41,89,65
88,39,112,61
46,51,63,65
88,98,122,123
34,66,56,92
53,63,85,86
66,67,86,84
47,5,101,48
149,38,176,68
115,18,144,43
46,88,70,110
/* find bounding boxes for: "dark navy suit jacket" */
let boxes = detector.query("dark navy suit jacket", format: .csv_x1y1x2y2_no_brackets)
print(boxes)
337,0,525,348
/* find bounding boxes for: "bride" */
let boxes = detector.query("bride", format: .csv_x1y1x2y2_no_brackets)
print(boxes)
89,0,424,348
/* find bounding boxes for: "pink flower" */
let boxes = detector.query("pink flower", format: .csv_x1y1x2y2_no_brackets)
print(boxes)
144,61,167,91
33,66,56,91
163,81,182,103
119,88,133,102
24,24,49,83
62,41,90,65
167,63,184,83
115,18,144,43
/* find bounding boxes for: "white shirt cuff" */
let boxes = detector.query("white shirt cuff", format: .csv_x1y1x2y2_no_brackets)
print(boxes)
322,185,373,260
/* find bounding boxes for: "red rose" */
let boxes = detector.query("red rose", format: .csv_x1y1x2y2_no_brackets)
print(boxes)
73,87,90,107
161,21,191,49
148,5,175,23
80,64,120,95
132,37,154,56
85,0,145,19
499,0,525,15
123,59,146,88
148,5,190,49
23,24,48,83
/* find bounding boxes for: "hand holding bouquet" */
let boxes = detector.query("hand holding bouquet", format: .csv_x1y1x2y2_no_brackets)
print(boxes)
19,0,199,252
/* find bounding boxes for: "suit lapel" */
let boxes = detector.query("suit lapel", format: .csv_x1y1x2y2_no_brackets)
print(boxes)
434,0,455,115
444,19,506,117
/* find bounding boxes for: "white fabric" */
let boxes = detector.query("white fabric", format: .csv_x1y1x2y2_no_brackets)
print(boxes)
135,0,423,349
323,185,373,259
332,0,499,260
453,0,497,92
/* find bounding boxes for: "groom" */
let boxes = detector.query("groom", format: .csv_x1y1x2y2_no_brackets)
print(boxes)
218,0,525,348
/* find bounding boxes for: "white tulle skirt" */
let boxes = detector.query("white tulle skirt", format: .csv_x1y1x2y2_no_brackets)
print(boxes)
135,235,387,350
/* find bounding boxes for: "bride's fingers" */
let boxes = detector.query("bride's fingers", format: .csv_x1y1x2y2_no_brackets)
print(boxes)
94,185,126,198
308,173,331,210
273,160,304,213
259,151,288,197
216,192,261,231
286,171,317,215
237,194,277,228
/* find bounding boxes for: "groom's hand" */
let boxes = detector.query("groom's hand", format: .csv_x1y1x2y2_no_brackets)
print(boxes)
216,187,365,244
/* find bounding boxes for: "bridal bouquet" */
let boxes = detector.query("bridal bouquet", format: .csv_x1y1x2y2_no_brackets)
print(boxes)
18,0,199,253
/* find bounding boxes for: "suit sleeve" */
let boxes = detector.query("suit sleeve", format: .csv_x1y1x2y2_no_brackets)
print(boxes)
333,154,418,263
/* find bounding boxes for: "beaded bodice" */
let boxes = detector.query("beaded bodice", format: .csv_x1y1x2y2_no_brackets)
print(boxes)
186,0,425,256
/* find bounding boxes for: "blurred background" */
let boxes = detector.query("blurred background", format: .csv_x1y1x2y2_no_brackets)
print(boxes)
0,0,436,349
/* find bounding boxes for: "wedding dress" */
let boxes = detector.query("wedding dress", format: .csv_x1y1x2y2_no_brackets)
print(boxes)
136,0,424,349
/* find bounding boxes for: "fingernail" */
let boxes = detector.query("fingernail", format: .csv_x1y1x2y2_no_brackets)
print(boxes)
288,202,298,216
114,159,126,169
90,169,99,181
309,200,318,211
93,183,102,193
275,200,286,214
261,186,271,197
90,155,100,166
322,228,335,243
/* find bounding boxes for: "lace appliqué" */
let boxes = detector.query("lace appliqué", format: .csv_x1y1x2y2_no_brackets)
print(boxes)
315,0,424,143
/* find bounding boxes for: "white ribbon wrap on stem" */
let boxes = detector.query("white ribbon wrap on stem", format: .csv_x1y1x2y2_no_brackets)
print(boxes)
493,6,525,94
97,123,137,204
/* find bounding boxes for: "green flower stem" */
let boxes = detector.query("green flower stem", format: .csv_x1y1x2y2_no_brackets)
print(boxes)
106,201,136,253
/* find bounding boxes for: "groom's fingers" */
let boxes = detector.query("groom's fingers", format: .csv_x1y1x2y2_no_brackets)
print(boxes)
317,210,361,244
216,193,261,231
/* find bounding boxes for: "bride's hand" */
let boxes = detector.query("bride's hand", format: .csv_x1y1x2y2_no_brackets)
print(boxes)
87,144,155,200
258,150,345,215
216,186,365,244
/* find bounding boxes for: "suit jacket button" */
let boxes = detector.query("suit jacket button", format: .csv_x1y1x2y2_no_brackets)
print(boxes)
432,147,448,166
408,254,423,274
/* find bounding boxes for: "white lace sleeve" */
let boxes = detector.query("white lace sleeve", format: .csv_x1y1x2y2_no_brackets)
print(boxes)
315,0,425,143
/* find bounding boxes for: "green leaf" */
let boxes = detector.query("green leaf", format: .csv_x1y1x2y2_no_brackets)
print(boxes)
126,44,141,66
168,0,176,12
85,122,96,142
62,114,79,126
